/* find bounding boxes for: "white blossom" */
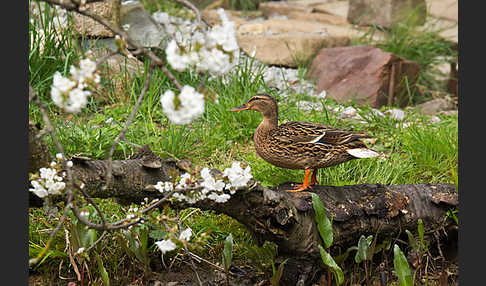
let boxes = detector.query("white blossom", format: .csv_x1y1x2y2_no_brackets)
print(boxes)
29,180,49,198
163,9,239,76
200,168,225,194
30,167,66,198
50,57,99,113
207,192,231,203
179,228,193,241
223,162,252,192
165,40,194,72
161,86,205,125
155,239,177,254
154,181,174,193
80,210,90,217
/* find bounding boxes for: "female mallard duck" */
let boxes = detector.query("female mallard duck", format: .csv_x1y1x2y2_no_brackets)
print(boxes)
231,94,379,192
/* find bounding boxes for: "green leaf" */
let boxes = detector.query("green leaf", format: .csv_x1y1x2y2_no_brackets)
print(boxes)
319,245,344,285
270,258,288,286
311,193,333,248
417,219,424,251
355,235,371,263
393,244,413,286
95,251,110,286
405,230,418,250
222,233,233,271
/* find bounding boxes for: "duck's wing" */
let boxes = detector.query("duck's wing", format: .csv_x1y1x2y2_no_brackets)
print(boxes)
272,121,370,145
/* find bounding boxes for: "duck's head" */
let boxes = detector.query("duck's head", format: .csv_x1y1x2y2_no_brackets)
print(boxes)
230,94,278,117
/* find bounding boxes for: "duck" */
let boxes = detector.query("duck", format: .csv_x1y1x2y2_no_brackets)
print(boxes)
230,94,379,192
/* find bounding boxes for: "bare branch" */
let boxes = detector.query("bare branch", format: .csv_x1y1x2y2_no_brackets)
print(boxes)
104,64,154,188
173,0,202,26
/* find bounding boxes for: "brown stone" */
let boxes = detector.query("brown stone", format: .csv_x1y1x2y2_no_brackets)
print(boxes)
201,9,250,29
287,11,351,26
73,0,121,38
347,0,427,28
236,19,364,67
427,0,458,23
312,1,350,18
415,98,454,115
307,46,421,107
258,1,313,18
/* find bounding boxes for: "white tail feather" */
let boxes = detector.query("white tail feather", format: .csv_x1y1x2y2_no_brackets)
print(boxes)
346,148,379,158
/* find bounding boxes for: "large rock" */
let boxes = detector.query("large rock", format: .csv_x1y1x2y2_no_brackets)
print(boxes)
201,9,254,29
287,11,351,26
415,98,455,115
427,0,458,23
312,1,350,18
73,0,121,38
347,0,427,28
236,19,363,67
307,46,421,108
258,1,313,17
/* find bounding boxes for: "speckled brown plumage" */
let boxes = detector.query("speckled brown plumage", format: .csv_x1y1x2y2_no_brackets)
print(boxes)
231,94,378,192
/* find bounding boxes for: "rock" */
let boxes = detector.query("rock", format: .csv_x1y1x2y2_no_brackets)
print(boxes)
420,16,457,45
427,0,458,23
287,11,351,26
258,2,313,18
73,0,121,38
201,9,251,29
296,101,323,111
120,2,169,48
415,98,454,115
347,0,427,28
237,19,363,67
307,46,421,108
439,110,458,116
385,108,406,121
312,1,350,18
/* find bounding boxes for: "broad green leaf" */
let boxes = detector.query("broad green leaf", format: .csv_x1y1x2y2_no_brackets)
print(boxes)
355,235,370,263
319,245,344,285
417,219,424,251
270,258,288,286
311,193,333,248
83,229,97,248
405,230,418,250
95,251,110,286
393,244,413,286
222,233,233,271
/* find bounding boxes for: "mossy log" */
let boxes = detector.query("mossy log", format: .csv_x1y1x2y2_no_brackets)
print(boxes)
29,124,458,285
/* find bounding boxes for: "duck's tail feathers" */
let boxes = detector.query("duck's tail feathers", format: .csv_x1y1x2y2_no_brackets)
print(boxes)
346,148,380,158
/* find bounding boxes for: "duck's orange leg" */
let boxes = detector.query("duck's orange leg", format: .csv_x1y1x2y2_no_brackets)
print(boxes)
310,168,319,185
287,169,312,192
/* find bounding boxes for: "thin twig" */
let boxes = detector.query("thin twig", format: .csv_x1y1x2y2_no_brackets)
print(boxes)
173,0,202,25
104,64,153,189
84,230,107,253
177,213,203,286
76,181,108,229
30,88,78,266
95,49,120,66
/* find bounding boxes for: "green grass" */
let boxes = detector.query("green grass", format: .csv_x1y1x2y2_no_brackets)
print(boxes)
29,2,458,284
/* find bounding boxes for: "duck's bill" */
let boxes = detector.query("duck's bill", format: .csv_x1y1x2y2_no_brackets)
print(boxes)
230,104,249,112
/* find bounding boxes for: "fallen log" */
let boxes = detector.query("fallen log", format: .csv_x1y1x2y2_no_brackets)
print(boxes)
29,126,458,285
